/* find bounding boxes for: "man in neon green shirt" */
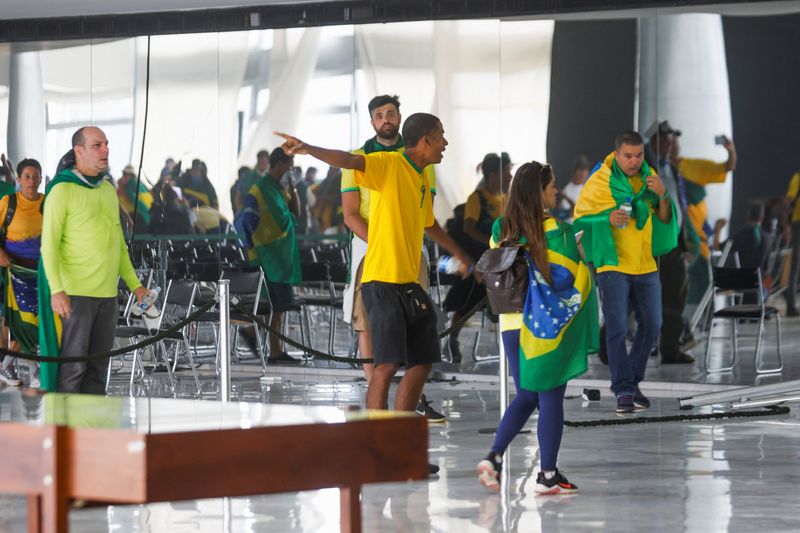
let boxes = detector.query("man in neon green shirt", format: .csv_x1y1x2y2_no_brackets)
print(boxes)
40,126,147,393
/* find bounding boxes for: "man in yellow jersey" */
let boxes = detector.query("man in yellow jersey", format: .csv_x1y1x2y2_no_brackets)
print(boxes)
277,113,452,429
341,95,472,422
670,132,737,307
785,169,800,316
574,131,675,414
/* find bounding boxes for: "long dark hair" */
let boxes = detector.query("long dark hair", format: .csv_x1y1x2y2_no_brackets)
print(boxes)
500,161,553,284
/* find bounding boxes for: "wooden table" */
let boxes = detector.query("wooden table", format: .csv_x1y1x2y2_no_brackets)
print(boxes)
0,391,428,532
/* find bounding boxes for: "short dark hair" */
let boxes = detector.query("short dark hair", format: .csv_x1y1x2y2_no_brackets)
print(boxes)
615,131,644,150
368,95,400,116
72,127,88,148
401,113,441,148
480,152,512,176
269,147,292,168
573,155,591,172
16,158,42,176
747,201,765,222
256,149,270,160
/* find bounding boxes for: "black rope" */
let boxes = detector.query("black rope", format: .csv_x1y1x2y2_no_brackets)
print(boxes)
562,405,790,427
0,300,215,363
234,296,488,365
128,35,151,249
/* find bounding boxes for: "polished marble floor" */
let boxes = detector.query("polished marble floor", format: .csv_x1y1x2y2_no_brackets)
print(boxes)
1,375,800,532
0,297,798,531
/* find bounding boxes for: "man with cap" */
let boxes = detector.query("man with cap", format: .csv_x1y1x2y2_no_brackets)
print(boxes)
666,125,737,319
644,120,694,363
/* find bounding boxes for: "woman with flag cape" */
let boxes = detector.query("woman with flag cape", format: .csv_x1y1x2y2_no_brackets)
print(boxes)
477,161,598,495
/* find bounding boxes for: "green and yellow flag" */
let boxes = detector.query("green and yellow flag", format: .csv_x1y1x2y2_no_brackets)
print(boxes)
516,218,598,392
573,152,678,269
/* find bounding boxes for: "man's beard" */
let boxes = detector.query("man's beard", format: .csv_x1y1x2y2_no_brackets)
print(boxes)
376,124,399,141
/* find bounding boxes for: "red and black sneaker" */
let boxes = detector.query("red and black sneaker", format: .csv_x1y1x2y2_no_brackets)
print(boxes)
534,469,578,495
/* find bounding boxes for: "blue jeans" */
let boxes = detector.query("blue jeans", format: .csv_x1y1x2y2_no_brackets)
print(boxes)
597,271,662,396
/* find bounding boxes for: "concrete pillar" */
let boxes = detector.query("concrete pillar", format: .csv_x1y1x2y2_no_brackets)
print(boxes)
8,47,46,176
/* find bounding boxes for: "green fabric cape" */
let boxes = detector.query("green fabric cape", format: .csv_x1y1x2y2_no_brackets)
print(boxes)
574,157,678,268
38,169,105,392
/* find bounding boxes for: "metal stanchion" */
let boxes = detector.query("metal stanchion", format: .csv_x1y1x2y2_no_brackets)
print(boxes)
218,279,231,403
498,326,508,417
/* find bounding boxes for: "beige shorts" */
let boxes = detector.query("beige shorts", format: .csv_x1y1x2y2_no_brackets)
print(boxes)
352,256,430,332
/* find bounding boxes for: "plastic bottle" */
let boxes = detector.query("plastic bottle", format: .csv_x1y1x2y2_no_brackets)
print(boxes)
616,197,633,229
131,287,161,317
437,256,463,275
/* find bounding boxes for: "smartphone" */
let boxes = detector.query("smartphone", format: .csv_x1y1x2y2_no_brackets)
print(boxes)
714,135,726,145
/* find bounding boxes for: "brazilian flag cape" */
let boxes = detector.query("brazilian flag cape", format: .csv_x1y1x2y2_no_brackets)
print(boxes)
492,217,599,392
38,169,105,392
120,178,153,226
573,152,679,268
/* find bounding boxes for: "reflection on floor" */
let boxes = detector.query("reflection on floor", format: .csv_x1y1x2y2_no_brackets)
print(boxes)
0,307,798,531
1,374,800,532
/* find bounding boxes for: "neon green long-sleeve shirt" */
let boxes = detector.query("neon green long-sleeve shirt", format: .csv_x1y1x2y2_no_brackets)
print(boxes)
40,179,141,297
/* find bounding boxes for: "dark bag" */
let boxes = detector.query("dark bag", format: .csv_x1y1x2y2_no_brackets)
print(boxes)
475,242,529,314
400,284,434,322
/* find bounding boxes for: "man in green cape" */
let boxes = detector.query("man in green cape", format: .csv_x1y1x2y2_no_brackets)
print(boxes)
39,126,147,393
574,131,678,414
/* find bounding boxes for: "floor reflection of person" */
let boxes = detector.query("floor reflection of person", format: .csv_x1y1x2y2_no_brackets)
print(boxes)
477,161,597,495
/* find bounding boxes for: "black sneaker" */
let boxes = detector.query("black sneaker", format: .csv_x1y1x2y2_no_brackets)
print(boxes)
633,386,650,410
662,352,695,364
477,452,502,492
534,469,578,495
416,394,446,423
268,351,301,365
0,366,21,387
616,394,635,413
448,335,462,364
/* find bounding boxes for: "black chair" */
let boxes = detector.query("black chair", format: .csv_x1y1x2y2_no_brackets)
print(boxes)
704,266,782,374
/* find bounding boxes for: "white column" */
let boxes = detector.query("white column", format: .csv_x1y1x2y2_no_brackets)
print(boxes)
636,13,733,225
8,47,47,173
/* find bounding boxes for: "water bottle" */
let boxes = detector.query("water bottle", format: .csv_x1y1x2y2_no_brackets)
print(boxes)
437,256,463,275
131,287,161,318
616,197,633,229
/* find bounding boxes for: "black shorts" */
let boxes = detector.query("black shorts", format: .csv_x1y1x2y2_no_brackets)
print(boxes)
361,281,441,367
266,281,296,311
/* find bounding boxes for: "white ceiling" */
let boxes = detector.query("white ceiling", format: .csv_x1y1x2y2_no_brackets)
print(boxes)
2,0,799,21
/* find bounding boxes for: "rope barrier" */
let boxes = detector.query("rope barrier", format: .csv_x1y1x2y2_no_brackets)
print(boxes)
0,300,215,363
563,405,790,427
233,296,489,366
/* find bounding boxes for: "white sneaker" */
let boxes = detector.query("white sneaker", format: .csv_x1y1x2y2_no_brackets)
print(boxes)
0,367,21,387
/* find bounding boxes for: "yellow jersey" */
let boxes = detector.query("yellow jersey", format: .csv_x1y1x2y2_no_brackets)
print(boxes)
355,152,435,284
341,144,436,223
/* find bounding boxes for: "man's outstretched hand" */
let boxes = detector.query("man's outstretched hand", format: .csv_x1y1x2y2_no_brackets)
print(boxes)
275,132,309,156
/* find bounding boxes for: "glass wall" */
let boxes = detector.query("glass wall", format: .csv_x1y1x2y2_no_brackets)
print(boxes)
0,4,797,383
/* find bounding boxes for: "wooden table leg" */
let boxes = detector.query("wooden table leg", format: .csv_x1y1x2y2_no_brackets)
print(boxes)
40,426,68,533
28,494,41,533
340,485,362,533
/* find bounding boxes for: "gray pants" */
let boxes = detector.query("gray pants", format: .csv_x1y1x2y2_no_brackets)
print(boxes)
57,296,117,394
